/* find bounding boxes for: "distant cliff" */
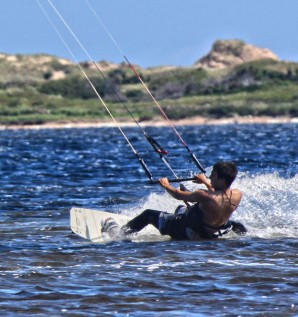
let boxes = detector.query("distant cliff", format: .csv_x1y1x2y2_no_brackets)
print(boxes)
195,39,279,69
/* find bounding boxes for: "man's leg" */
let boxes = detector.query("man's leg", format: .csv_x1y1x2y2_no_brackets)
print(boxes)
122,209,162,234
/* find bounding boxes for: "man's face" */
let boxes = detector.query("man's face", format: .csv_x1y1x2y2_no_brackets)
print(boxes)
210,169,218,186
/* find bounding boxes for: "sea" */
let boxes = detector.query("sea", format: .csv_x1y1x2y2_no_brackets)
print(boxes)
0,123,297,317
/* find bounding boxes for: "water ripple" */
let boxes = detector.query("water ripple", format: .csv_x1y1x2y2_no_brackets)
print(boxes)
0,125,297,316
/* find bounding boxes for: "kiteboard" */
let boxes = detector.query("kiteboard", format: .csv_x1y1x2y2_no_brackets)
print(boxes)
70,207,162,243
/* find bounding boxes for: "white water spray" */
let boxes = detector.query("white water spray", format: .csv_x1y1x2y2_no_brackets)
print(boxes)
123,172,298,239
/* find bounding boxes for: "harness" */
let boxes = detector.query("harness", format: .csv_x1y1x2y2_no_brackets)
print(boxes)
158,203,233,240
203,221,233,237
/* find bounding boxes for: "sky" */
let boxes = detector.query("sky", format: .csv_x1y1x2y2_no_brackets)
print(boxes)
1,0,298,68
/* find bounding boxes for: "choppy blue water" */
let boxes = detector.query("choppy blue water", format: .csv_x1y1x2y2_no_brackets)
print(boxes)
0,123,297,316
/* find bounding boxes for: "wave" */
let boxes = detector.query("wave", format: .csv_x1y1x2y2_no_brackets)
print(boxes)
123,172,298,239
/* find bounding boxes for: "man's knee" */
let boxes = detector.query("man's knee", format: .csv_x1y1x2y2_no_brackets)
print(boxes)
142,209,160,227
142,209,155,216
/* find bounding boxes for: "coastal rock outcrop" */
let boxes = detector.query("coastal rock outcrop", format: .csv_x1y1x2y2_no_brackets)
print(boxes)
195,39,279,69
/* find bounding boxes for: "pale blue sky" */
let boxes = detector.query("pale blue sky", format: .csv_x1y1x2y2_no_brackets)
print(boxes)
1,0,298,67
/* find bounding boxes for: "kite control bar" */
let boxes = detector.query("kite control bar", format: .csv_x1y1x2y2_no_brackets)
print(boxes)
149,177,196,185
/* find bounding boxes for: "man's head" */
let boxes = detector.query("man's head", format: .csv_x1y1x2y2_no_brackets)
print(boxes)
211,161,238,188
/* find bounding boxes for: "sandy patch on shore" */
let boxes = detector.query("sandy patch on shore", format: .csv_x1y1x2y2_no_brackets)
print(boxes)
0,116,297,130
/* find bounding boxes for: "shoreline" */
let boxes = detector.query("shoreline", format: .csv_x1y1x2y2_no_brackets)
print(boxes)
0,116,297,130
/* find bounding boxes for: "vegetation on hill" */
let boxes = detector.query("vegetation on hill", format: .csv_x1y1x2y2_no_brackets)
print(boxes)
0,40,298,125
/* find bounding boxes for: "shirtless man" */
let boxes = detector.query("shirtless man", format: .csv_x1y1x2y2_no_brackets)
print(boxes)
103,161,246,240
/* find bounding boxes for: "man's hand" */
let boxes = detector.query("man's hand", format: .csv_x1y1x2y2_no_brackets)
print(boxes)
193,174,209,184
193,174,214,191
159,177,171,188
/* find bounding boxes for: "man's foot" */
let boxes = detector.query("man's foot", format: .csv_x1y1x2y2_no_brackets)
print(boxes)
101,217,120,237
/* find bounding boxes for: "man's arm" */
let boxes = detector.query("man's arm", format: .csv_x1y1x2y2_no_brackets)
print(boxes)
159,178,211,203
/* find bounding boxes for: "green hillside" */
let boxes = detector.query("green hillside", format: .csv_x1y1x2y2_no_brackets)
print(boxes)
1,42,298,125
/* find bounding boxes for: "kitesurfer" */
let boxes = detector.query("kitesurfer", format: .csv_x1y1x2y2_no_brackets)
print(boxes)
102,161,247,240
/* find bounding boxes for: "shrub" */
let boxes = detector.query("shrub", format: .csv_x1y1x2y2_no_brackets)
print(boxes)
39,76,106,99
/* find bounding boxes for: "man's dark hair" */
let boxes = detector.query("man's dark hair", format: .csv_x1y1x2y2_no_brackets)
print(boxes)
213,161,238,187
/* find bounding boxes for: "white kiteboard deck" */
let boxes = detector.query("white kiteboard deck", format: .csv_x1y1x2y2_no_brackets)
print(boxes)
70,207,163,243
